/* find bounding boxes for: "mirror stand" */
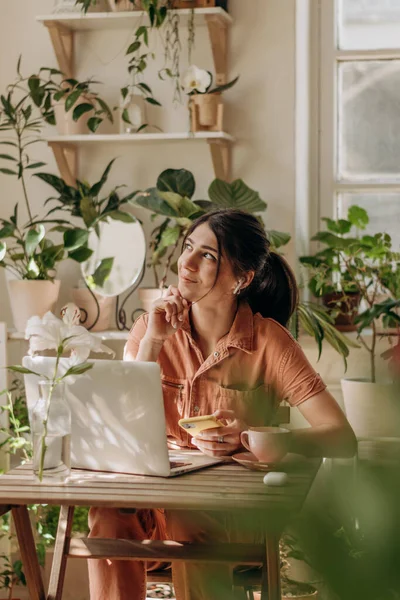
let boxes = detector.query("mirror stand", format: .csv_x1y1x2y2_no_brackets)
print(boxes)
115,258,146,331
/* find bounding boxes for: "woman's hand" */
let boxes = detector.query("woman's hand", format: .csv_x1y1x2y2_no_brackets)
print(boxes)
192,409,247,457
145,285,191,342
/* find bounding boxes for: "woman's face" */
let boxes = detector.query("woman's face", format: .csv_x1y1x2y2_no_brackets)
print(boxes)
177,223,238,305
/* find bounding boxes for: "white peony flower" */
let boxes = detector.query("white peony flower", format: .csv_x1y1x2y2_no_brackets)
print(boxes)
25,305,115,366
181,65,212,94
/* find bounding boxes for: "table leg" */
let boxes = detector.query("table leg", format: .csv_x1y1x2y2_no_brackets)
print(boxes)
12,505,46,600
48,505,75,600
260,533,281,600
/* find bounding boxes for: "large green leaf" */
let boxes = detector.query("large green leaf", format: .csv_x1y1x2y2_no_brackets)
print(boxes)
65,89,82,112
35,172,71,196
266,230,291,249
0,223,15,239
133,188,179,217
64,228,89,251
159,225,181,251
107,210,136,223
157,169,195,199
0,241,6,261
89,159,116,197
208,179,267,213
68,246,93,263
80,196,97,228
347,205,369,229
72,102,93,122
25,225,45,256
90,257,114,288
40,244,64,268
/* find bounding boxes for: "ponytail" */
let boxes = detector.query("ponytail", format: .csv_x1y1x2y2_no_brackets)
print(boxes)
246,252,299,327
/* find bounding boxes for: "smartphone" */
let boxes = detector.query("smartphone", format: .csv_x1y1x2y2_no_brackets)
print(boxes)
178,415,223,437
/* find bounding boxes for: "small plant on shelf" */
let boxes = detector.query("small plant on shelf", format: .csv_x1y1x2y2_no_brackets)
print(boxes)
181,64,239,131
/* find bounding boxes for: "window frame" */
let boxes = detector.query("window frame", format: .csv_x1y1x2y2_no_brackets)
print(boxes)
318,0,400,223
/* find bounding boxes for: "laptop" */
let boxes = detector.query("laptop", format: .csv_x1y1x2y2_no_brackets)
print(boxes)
22,357,222,477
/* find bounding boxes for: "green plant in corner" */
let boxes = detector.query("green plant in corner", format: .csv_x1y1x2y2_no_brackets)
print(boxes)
300,205,400,381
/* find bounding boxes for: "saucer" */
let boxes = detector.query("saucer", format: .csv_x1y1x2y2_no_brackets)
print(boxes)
232,452,278,471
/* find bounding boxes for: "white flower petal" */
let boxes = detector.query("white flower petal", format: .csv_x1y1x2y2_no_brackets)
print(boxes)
60,303,81,327
181,65,212,94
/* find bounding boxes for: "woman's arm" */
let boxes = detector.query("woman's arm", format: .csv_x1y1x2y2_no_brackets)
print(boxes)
291,389,357,458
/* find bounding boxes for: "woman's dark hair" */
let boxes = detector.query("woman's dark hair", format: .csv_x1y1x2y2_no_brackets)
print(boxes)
183,208,299,327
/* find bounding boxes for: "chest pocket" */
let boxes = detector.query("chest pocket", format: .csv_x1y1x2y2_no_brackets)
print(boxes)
217,383,277,426
161,378,186,440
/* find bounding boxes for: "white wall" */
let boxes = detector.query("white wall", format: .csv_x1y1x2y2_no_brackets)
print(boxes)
0,0,297,325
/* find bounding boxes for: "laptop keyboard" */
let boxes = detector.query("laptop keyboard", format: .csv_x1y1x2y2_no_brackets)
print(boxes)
169,460,191,469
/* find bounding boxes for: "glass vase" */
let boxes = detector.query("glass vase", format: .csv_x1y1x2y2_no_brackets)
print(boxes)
120,90,147,133
32,381,71,484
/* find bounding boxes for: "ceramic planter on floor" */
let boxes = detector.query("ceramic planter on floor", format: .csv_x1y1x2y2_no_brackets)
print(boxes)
71,288,115,331
189,93,223,132
341,378,400,438
7,280,61,333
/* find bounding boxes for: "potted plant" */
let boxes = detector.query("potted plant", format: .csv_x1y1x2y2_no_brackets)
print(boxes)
0,85,64,331
303,206,400,437
300,213,362,331
33,159,137,330
181,65,239,131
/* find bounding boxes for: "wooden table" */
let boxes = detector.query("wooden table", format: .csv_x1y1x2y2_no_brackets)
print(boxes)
0,456,321,600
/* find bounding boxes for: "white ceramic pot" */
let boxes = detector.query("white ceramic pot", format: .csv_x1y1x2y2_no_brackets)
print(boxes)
137,287,163,313
71,288,115,332
8,280,61,333
341,378,400,438
53,97,92,135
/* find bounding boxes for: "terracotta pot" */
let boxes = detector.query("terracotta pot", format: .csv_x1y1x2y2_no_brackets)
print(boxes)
72,288,115,331
190,93,223,132
322,291,360,332
341,378,400,439
138,287,163,313
53,96,93,135
7,280,61,333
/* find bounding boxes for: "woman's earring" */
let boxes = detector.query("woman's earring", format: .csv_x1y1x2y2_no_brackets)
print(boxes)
233,280,242,295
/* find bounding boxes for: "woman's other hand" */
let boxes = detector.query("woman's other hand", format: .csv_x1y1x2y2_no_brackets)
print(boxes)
192,409,247,457
146,285,191,342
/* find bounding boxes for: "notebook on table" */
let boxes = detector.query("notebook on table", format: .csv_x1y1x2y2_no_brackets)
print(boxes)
23,357,222,477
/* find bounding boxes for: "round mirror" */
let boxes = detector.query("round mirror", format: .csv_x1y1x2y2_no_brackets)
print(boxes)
81,219,146,297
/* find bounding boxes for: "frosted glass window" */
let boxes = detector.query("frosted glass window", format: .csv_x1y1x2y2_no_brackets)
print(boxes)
339,0,400,49
338,193,400,250
338,61,400,181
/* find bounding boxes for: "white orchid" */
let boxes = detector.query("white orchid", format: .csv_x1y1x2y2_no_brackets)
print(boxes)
181,65,212,94
25,304,114,366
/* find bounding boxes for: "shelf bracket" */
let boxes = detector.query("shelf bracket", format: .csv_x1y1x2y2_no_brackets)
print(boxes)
44,22,74,79
48,142,77,188
205,15,228,86
207,139,231,182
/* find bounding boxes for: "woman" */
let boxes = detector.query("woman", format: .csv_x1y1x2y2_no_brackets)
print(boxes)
88,209,356,600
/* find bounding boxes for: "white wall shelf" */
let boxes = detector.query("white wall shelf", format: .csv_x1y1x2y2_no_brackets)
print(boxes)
46,132,234,186
36,8,232,31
